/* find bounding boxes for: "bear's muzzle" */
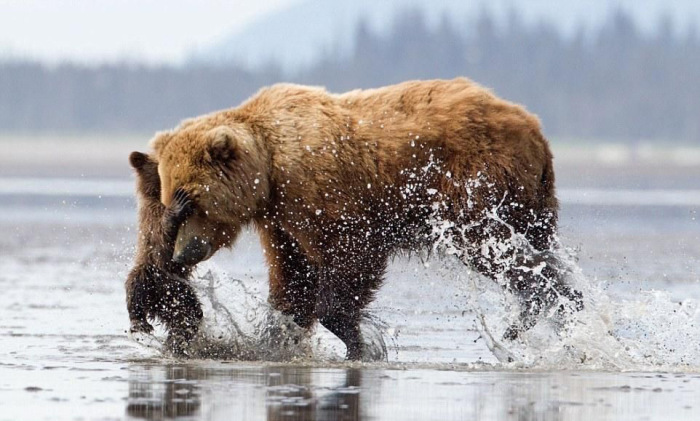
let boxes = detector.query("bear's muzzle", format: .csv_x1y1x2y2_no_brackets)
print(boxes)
173,218,212,265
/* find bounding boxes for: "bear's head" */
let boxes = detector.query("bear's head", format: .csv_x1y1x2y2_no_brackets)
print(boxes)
151,123,270,265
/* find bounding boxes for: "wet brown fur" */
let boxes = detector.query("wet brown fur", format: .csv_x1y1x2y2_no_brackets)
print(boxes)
125,151,203,351
151,78,579,359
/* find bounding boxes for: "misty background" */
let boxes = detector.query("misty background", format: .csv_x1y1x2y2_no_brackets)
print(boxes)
0,0,698,145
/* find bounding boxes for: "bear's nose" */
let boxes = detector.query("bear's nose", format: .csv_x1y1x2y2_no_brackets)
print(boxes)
173,236,211,266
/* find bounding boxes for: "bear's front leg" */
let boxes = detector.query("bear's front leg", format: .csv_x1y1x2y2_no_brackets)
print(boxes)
319,311,364,361
126,264,203,355
316,250,387,361
260,225,319,329
156,274,204,356
126,152,201,351
125,265,156,334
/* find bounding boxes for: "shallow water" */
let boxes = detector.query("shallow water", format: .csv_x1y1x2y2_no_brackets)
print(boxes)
1,167,700,420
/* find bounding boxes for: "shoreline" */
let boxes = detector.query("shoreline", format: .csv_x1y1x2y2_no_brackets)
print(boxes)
2,134,700,182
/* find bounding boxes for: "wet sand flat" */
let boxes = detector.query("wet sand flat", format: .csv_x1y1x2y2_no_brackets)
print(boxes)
4,361,700,421
1,201,699,419
1,137,700,420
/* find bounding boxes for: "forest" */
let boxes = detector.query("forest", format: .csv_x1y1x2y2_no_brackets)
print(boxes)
1,9,698,142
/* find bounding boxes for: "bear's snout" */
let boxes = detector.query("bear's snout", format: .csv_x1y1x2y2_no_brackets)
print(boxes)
173,235,211,265
173,217,212,265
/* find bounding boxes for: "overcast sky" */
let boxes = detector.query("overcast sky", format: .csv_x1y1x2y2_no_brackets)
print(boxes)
0,0,299,64
2,0,697,67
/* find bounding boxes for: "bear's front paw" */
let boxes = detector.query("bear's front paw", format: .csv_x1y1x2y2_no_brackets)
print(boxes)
163,331,192,357
502,325,520,341
162,188,195,237
130,318,154,334
170,188,194,222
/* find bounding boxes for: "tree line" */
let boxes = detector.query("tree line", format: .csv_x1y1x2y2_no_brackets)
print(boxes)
1,9,698,142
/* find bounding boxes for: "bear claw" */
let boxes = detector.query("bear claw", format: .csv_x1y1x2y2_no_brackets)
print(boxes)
172,188,193,217
163,188,194,230
130,319,154,334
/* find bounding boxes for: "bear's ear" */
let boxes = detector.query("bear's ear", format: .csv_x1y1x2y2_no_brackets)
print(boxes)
129,151,150,171
205,126,238,162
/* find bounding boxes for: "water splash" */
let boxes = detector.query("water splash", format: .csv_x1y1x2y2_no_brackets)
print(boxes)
423,177,700,371
130,250,700,370
131,173,700,370
463,243,700,371
131,265,388,362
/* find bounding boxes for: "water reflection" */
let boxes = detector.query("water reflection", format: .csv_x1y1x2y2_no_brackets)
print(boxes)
125,363,700,421
267,368,361,421
126,364,365,421
127,365,201,419
124,364,574,421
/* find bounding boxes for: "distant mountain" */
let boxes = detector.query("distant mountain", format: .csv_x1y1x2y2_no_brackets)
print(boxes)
190,0,700,71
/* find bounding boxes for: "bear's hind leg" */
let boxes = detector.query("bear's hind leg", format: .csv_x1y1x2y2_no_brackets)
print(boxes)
457,212,582,341
502,208,584,340
502,251,584,340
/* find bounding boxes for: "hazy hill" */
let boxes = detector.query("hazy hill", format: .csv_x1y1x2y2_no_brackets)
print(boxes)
1,7,698,142
192,0,700,71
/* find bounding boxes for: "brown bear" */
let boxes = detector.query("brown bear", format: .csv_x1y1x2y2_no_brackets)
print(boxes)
149,78,582,360
125,151,203,354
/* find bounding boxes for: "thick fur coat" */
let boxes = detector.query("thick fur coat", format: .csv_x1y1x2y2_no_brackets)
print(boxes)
149,78,580,359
